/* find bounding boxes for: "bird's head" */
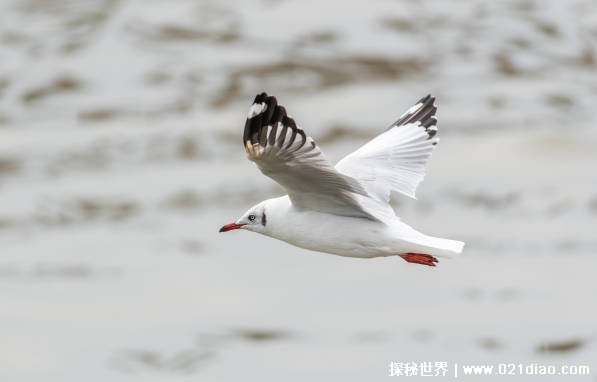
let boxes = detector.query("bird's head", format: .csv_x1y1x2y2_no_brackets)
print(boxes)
219,202,267,234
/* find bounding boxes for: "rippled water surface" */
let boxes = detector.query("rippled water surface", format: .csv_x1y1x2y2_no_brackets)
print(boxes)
1,0,596,380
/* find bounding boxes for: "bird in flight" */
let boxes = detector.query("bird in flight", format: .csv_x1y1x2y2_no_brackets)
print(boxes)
220,92,464,266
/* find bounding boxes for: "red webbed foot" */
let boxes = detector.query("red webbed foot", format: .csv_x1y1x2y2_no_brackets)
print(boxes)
400,253,439,267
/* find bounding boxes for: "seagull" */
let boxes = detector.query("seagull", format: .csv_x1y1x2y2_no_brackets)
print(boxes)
219,92,464,266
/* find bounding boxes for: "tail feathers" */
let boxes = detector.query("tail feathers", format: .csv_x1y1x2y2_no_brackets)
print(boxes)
411,235,465,259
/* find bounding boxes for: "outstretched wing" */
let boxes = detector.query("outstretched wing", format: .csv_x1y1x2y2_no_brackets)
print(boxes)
336,95,439,206
243,92,381,220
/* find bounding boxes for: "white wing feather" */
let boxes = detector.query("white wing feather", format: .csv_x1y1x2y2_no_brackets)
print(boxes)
336,95,439,206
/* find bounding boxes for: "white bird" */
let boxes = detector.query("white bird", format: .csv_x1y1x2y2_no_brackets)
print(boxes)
220,92,464,266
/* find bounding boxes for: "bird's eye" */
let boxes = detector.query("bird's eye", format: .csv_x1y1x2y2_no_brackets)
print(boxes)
248,214,256,222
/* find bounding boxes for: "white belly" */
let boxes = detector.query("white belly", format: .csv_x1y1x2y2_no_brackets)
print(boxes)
257,196,463,259
263,199,409,258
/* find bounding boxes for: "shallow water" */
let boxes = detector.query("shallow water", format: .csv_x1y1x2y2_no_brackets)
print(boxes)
1,0,596,380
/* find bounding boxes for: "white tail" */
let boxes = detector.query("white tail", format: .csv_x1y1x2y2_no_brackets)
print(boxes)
408,235,465,259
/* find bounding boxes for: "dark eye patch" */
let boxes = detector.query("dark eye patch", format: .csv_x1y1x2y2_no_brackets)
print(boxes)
262,211,267,226
248,214,256,222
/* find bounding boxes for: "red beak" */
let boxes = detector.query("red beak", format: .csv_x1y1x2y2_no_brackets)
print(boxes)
219,222,245,232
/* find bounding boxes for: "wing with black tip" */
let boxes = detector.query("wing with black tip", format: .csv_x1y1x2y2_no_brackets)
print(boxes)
243,92,381,220
336,95,440,203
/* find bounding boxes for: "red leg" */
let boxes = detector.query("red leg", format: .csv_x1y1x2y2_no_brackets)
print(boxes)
400,253,439,267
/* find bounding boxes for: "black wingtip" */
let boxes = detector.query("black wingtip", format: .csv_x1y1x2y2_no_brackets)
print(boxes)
243,93,308,153
253,92,268,103
390,94,438,139
417,94,432,104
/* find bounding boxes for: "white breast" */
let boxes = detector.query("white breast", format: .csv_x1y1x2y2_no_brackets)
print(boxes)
261,196,401,258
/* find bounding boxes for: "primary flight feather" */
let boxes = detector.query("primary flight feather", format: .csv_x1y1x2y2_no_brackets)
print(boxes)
220,92,464,266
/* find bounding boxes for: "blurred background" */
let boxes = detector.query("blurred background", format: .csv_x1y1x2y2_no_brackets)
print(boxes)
1,0,596,381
